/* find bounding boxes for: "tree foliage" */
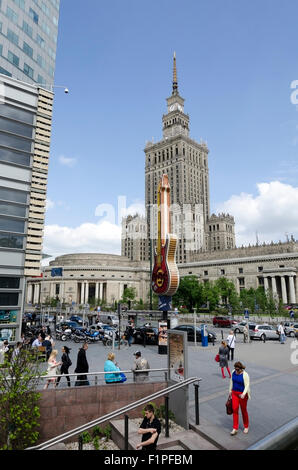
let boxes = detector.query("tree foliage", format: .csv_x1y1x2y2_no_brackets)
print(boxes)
0,348,44,450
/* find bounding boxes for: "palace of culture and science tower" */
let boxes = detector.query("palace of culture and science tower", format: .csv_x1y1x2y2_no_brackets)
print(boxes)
122,54,236,263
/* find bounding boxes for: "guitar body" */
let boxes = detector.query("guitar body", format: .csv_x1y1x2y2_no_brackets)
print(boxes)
152,234,179,296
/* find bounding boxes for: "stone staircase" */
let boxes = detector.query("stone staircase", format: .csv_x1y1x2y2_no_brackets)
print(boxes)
110,418,221,451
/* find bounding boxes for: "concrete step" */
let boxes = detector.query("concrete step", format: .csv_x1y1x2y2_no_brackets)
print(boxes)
110,418,219,451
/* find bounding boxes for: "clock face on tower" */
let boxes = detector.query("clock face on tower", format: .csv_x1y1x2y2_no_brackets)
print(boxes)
169,103,183,112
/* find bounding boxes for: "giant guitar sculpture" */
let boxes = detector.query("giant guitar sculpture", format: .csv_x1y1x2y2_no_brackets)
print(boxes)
151,174,179,297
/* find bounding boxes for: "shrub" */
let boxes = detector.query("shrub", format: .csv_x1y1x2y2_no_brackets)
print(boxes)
0,348,44,450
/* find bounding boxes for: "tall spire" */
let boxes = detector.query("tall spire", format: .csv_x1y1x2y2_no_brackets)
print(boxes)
172,51,178,95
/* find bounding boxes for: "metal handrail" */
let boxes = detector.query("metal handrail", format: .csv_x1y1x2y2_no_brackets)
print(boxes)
26,376,201,450
3,368,169,381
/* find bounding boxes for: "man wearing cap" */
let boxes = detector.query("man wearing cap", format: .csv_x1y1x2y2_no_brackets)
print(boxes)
132,351,150,382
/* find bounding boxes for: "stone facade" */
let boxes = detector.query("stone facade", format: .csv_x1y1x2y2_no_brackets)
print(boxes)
27,241,298,307
26,253,149,306
122,54,235,263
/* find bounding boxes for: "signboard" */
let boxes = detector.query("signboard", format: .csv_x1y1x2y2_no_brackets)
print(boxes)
158,321,168,347
51,268,63,277
158,295,172,312
168,329,188,382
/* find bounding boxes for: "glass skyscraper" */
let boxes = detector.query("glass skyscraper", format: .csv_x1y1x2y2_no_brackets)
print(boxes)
0,0,60,343
0,0,60,85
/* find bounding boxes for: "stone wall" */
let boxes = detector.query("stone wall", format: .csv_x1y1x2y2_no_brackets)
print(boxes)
38,382,166,443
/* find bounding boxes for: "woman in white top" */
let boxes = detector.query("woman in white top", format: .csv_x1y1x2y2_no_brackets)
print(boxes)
43,350,61,389
226,331,236,361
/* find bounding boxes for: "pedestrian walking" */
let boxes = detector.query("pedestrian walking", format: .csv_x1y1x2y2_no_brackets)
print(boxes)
243,323,249,343
104,352,123,384
74,342,89,386
125,324,134,347
218,341,231,379
132,351,150,382
56,346,72,388
136,404,161,450
42,335,52,360
228,361,251,436
226,331,236,360
277,322,286,344
43,350,61,390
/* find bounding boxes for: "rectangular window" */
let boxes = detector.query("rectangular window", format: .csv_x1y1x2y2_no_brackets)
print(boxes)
0,67,12,77
0,187,27,204
0,293,19,306
23,63,34,79
0,216,25,233
0,148,30,167
0,131,32,152
8,51,19,67
23,42,33,58
0,232,24,249
7,29,19,46
221,269,225,275
0,310,18,325
36,34,45,49
239,268,243,274
0,116,33,138
238,278,245,287
23,21,33,38
0,203,26,218
6,7,18,25
12,0,25,10
0,277,20,289
0,104,34,125
29,8,39,24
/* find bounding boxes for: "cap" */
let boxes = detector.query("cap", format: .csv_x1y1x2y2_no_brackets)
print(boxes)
134,351,141,357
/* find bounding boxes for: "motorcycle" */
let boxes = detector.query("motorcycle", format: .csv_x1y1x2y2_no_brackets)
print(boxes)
60,328,73,341
73,329,87,343
84,329,101,343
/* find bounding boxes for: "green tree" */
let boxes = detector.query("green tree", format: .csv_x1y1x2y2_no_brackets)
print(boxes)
121,287,137,308
201,281,220,311
0,348,44,450
173,276,203,312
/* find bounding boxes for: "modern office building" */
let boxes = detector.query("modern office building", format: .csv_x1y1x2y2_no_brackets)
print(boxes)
0,0,60,86
0,1,60,342
0,75,53,343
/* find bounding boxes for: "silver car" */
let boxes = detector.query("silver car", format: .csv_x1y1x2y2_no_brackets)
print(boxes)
233,321,254,334
249,324,279,341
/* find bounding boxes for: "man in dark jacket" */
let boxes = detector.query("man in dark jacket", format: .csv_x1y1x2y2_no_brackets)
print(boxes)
74,342,89,386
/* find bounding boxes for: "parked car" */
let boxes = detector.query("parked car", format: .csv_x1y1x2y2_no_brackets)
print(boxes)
173,325,217,343
212,316,237,328
133,326,159,345
99,314,119,327
284,323,298,337
57,320,84,331
249,324,280,341
232,321,255,334
69,315,83,325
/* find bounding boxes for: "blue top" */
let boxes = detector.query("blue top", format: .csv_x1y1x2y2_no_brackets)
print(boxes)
232,371,245,393
104,360,121,383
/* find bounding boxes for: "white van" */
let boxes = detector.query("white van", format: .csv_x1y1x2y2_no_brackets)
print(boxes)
99,314,119,327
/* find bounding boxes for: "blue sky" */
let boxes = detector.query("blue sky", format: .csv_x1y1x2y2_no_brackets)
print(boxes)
44,0,298,257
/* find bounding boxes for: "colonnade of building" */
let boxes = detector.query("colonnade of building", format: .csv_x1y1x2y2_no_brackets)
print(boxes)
263,273,297,304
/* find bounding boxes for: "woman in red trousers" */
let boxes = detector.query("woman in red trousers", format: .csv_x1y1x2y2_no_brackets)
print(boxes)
228,361,251,435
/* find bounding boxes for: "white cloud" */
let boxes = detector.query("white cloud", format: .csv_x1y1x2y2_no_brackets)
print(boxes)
43,221,122,260
46,198,55,210
215,181,298,246
58,155,77,167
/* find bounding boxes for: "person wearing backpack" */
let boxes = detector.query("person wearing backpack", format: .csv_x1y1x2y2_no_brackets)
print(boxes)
132,351,150,382
56,345,72,387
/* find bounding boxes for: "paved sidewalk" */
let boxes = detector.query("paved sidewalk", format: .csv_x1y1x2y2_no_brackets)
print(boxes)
52,333,298,450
